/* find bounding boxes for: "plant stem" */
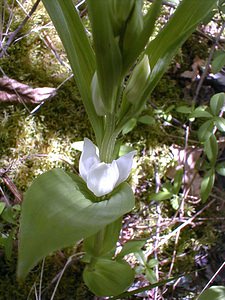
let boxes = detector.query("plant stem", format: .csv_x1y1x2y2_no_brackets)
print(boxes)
99,113,118,163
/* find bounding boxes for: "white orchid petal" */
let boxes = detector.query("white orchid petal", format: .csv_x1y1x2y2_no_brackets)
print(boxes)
79,138,100,182
87,161,119,197
115,151,136,186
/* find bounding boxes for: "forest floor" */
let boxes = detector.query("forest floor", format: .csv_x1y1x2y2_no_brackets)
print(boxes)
1,1,225,299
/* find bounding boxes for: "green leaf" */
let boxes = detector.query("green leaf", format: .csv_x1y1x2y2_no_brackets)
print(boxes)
198,120,214,142
124,55,151,106
138,115,156,125
1,207,17,225
119,145,135,157
114,0,215,129
117,240,146,259
173,169,183,194
83,258,134,296
42,0,103,145
17,169,135,280
138,0,217,113
147,258,158,268
216,161,225,176
0,202,5,215
200,168,215,202
210,93,225,116
176,105,193,114
0,232,13,260
204,134,218,165
122,118,137,135
198,286,225,300
91,72,107,116
170,195,180,210
122,0,143,68
122,0,162,72
212,51,225,73
214,116,225,132
189,107,213,119
87,0,122,114
145,268,157,284
84,218,122,257
150,190,173,201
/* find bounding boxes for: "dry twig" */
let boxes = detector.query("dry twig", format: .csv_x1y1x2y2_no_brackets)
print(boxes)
0,0,41,58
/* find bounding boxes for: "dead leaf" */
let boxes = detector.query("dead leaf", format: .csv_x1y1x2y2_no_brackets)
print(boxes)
168,145,203,197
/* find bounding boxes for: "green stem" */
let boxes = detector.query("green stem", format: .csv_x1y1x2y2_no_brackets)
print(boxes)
91,115,118,260
100,114,118,163
90,113,121,261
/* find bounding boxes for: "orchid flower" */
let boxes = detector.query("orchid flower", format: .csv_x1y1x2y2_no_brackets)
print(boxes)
79,138,136,197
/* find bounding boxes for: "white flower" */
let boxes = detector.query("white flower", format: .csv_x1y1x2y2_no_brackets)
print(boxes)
79,138,136,197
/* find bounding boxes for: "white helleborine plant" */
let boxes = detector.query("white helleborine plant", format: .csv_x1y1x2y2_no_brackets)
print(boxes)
79,138,136,197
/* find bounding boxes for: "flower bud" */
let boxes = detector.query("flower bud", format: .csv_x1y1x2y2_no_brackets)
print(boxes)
91,72,106,116
124,55,151,105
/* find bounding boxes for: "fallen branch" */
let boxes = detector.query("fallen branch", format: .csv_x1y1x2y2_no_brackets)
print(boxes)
0,76,56,104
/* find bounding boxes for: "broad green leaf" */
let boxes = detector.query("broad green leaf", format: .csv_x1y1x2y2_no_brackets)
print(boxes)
87,0,122,114
176,105,193,114
17,169,134,280
198,286,225,300
198,120,214,142
138,115,156,125
210,93,225,116
111,0,135,36
42,0,103,145
84,218,122,257
214,116,225,132
201,4,217,24
147,258,158,268
145,268,157,284
122,118,137,135
200,168,215,202
150,190,173,201
212,51,225,74
111,276,181,299
122,0,143,67
117,240,146,259
165,104,175,113
83,258,134,296
1,207,17,225
135,250,147,266
0,202,5,215
204,134,218,165
189,107,213,119
216,161,225,176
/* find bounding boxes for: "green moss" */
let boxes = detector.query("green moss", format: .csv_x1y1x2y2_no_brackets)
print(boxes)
0,249,93,299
